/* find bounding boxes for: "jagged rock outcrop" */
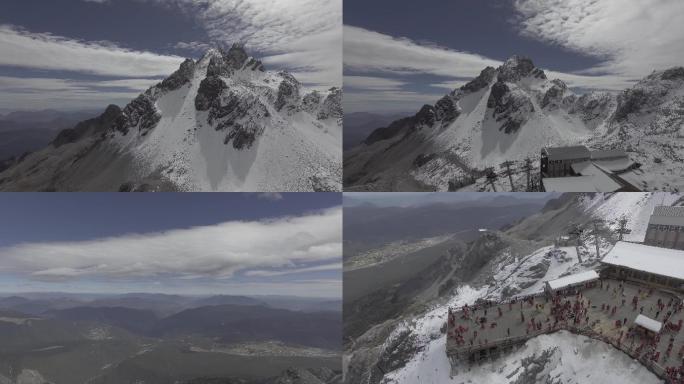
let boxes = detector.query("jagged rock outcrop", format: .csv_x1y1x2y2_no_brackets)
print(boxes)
541,79,568,109
434,95,460,126
160,58,196,91
461,66,497,93
317,87,343,120
497,55,546,83
487,81,535,133
52,104,123,147
275,72,301,112
116,94,161,135
195,76,227,111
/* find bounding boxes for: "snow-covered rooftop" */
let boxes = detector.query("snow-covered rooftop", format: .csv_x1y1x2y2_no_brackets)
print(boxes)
635,314,662,333
542,174,621,192
601,241,684,281
546,270,599,291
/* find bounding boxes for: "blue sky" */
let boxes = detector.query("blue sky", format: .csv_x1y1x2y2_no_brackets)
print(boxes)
344,0,684,113
0,193,342,297
0,0,341,113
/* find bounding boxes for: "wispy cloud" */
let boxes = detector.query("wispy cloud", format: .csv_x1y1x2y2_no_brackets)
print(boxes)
0,75,160,111
344,25,500,79
513,0,684,79
173,0,342,88
0,207,342,281
345,76,407,91
0,25,184,77
244,262,342,277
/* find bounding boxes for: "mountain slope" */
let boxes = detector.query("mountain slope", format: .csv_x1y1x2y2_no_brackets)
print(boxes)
156,304,341,350
344,56,684,191
0,44,342,192
343,192,683,384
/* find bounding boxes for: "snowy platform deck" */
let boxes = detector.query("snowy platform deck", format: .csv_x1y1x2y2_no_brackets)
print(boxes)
447,279,684,381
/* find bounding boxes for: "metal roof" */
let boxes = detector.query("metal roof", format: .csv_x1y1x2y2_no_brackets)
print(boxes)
649,206,684,226
590,149,628,160
543,146,591,161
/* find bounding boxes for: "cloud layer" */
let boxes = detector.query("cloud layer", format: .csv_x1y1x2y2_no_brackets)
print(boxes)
173,0,342,88
0,207,342,281
0,25,184,77
513,0,684,78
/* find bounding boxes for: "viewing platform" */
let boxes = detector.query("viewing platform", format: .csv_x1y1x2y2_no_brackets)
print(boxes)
447,277,684,382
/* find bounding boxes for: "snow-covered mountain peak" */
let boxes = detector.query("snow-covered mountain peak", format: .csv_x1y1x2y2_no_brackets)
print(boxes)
345,56,684,191
0,45,341,192
497,55,547,83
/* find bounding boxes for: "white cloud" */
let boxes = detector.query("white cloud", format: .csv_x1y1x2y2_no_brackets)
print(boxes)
174,40,213,53
0,76,160,111
244,262,342,277
513,0,684,78
0,25,184,77
173,0,342,88
344,76,407,91
0,207,342,281
344,25,500,78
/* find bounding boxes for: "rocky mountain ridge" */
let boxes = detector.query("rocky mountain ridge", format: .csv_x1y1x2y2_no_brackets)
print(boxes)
0,44,342,192
344,56,684,191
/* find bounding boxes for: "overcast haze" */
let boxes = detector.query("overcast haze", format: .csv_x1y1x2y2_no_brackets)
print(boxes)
344,0,684,113
0,193,342,298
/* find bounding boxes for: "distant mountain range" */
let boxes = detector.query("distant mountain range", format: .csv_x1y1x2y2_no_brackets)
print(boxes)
0,44,342,192
0,109,97,162
0,293,342,384
344,56,684,191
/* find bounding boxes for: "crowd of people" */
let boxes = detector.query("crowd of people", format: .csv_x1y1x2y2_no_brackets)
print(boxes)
447,277,684,383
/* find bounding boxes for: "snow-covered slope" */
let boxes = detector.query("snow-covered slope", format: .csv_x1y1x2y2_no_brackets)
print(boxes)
345,193,683,384
0,44,342,192
344,56,684,192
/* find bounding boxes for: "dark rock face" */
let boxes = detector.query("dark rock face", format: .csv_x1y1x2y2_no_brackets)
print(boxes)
275,72,301,112
487,80,534,133
301,90,322,114
614,88,649,120
53,104,124,147
415,104,436,127
569,93,614,123
364,105,435,145
317,87,343,120
206,56,232,77
434,95,460,125
461,66,497,93
246,57,265,72
117,94,161,135
159,58,195,91
222,43,249,71
662,67,684,80
195,76,227,111
210,90,270,150
413,153,437,168
487,81,510,109
541,79,568,109
498,55,545,83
